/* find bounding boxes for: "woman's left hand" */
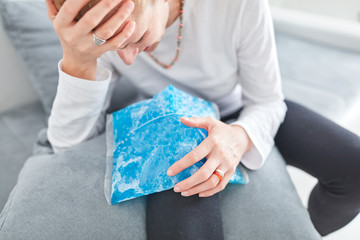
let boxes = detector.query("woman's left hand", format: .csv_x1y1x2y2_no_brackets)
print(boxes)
167,116,253,197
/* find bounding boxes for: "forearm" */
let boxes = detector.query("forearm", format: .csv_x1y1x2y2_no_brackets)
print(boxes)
47,59,112,153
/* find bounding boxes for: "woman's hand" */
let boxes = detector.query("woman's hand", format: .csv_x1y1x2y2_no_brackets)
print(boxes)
45,0,136,74
167,116,253,197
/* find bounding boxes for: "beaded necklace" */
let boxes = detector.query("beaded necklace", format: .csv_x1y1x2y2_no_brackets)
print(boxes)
148,0,184,69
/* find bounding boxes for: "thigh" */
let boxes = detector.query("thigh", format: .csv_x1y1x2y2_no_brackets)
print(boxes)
275,99,360,185
146,189,224,240
219,147,321,240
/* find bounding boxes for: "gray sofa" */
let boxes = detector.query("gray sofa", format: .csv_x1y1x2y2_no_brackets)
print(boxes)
1,0,360,239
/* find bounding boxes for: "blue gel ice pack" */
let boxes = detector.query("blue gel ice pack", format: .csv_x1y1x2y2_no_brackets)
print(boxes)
105,85,248,205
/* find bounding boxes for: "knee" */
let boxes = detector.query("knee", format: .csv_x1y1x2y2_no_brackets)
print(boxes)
322,170,360,203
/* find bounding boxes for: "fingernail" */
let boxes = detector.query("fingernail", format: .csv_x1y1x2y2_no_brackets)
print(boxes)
181,191,189,196
174,186,180,192
199,193,205,197
167,169,173,176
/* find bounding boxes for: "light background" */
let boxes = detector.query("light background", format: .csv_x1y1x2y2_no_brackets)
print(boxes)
269,1,360,239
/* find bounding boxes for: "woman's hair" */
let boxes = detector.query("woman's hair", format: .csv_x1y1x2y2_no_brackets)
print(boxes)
53,0,150,22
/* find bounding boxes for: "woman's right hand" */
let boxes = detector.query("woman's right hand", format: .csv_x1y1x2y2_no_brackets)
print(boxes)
45,0,136,79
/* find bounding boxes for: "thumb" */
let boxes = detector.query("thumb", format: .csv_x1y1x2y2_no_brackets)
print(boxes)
180,116,213,131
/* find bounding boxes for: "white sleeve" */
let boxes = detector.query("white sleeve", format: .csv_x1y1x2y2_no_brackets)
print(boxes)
47,53,120,153
230,0,287,170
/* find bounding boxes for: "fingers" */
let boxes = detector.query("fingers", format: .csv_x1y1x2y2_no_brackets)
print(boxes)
45,0,59,22
180,116,217,132
55,0,93,26
76,0,132,36
100,20,136,52
198,170,233,197
167,136,213,177
173,153,219,193
91,0,134,41
180,174,220,197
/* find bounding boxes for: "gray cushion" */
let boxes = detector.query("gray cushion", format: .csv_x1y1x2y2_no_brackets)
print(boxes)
0,101,46,211
0,130,321,239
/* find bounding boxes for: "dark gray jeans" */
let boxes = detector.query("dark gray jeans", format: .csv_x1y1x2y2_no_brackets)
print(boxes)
146,99,360,239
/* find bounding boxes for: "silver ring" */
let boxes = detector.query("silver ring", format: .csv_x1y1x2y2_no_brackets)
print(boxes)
215,169,224,178
93,32,106,46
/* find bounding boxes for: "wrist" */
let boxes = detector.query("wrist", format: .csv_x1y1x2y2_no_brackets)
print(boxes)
231,125,253,153
62,57,97,81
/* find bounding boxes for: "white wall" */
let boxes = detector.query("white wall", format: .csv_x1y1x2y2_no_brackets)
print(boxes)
269,0,360,22
270,6,360,54
0,21,39,113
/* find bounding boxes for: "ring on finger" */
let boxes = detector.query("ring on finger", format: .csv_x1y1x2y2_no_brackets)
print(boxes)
181,174,221,197
213,168,225,181
93,32,107,46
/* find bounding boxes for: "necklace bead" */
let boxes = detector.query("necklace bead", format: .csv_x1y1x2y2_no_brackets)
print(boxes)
148,0,185,69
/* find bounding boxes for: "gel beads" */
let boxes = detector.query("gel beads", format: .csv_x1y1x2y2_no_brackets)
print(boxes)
108,85,246,205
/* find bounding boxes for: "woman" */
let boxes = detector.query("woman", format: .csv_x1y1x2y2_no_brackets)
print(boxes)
45,0,360,239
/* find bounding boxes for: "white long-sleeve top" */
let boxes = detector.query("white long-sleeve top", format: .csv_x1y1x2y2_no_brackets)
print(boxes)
47,0,287,170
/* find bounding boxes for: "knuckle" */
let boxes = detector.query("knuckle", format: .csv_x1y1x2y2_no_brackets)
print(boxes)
122,27,133,39
211,136,221,148
178,162,187,172
114,41,123,49
218,148,226,157
117,14,127,23
112,38,124,49
203,167,212,177
82,16,97,28
188,153,199,164
210,177,218,187
181,182,189,189
199,170,209,180
202,140,212,153
61,4,73,16
104,0,115,9
100,28,113,40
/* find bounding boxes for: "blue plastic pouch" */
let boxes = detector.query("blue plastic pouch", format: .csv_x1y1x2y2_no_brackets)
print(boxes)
105,85,248,205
